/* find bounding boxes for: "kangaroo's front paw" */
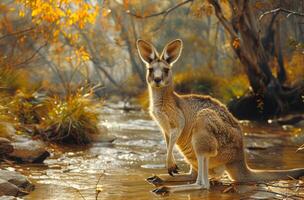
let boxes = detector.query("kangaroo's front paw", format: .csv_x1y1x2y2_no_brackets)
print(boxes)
146,175,164,186
167,164,179,176
152,186,169,195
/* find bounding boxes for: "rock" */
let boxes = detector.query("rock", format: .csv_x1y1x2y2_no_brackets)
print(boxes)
90,125,116,143
0,179,19,197
0,196,19,200
0,170,34,192
8,139,50,163
0,170,34,197
0,138,14,155
0,122,50,163
91,134,116,143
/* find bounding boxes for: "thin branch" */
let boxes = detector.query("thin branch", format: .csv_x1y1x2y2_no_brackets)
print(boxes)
258,182,304,189
127,0,193,19
259,8,304,21
297,144,304,151
95,171,105,200
0,27,35,41
252,189,302,200
15,42,48,67
208,0,239,39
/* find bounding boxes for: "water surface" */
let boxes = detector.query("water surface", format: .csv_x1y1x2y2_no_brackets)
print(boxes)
5,103,304,200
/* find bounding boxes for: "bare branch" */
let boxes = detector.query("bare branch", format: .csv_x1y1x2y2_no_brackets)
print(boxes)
15,42,48,67
208,0,238,39
259,8,304,21
127,0,193,19
0,27,35,41
298,144,304,151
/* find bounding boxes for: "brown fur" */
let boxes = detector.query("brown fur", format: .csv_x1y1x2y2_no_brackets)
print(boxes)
137,39,304,193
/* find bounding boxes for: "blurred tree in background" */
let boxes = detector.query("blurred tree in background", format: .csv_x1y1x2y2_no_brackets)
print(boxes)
0,0,303,122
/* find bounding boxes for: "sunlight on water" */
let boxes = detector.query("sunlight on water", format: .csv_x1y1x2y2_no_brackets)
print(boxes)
17,105,304,200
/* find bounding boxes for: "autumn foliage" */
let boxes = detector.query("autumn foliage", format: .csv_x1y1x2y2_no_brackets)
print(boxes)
0,0,303,131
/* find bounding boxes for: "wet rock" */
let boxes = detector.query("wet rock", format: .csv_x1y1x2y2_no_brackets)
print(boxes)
91,134,116,143
0,170,34,197
8,139,50,163
0,196,19,200
0,122,49,163
0,179,19,197
90,125,116,143
0,138,14,155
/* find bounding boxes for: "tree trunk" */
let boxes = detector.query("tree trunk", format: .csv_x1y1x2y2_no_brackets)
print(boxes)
208,0,304,120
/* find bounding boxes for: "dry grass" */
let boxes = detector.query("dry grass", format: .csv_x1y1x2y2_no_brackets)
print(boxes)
0,67,104,145
38,89,102,144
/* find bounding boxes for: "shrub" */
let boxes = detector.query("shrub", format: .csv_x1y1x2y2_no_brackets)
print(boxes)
9,90,45,125
174,68,219,95
39,89,102,144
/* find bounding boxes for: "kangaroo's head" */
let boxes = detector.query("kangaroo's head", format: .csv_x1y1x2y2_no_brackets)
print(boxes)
136,39,183,88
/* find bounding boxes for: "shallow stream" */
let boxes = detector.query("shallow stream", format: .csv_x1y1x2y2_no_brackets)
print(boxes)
4,103,304,200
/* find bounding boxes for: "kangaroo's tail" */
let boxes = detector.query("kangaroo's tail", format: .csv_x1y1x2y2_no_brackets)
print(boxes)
246,168,304,182
226,158,304,182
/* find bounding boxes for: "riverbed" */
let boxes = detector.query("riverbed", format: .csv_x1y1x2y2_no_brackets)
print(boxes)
4,103,304,200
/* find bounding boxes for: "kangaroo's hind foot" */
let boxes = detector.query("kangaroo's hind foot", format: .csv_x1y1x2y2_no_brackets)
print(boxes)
147,168,197,186
153,155,210,195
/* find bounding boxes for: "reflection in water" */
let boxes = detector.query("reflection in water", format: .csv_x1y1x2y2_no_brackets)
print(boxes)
5,104,302,200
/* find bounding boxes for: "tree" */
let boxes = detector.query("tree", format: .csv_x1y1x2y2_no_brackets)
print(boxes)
128,0,304,120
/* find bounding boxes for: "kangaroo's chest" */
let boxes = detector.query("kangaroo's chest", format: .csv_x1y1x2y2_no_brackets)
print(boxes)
151,103,181,128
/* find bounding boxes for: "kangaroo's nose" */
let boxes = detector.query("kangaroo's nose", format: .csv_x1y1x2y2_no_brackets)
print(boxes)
154,78,161,84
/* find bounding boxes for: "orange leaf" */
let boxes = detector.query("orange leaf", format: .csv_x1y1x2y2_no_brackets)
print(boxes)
232,38,240,49
123,0,129,10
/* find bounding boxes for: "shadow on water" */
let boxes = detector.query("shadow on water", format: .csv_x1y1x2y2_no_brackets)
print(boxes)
5,103,304,200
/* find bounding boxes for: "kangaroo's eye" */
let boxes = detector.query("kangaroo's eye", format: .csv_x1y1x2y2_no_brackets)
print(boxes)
148,68,153,73
164,68,169,74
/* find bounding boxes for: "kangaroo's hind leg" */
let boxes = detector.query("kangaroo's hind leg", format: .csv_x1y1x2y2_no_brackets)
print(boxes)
152,155,208,194
153,114,218,194
147,166,197,186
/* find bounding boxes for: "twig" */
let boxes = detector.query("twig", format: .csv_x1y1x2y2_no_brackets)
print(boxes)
297,144,304,151
259,8,304,21
15,42,48,67
208,0,239,39
95,171,105,200
252,189,301,200
74,188,87,200
258,182,304,189
0,27,35,41
127,0,193,19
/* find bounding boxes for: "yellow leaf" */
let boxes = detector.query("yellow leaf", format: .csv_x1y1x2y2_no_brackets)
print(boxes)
19,10,25,17
32,9,38,16
82,53,90,61
53,30,60,38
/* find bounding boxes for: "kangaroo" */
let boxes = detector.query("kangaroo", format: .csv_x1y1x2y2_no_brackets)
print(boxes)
136,39,304,194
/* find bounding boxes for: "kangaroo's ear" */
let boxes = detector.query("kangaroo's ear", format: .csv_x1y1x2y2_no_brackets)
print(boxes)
136,39,159,66
161,39,183,66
